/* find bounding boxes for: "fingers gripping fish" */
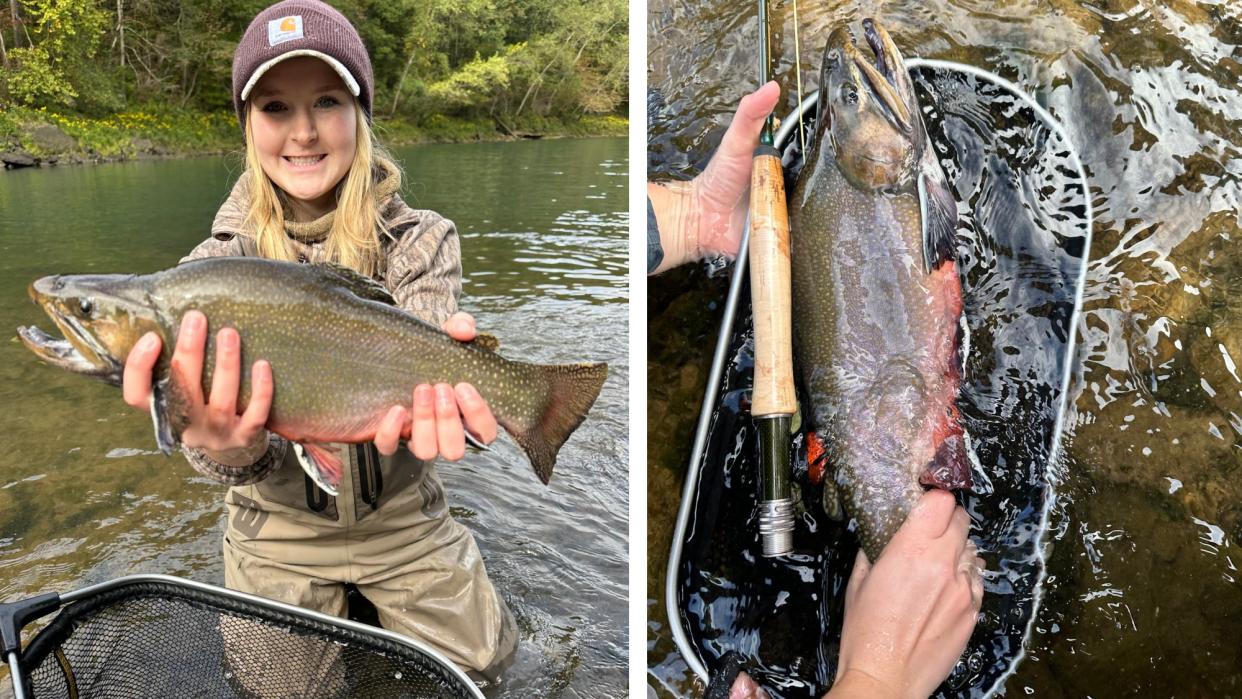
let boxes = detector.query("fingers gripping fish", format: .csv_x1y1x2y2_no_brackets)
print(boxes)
19,258,608,495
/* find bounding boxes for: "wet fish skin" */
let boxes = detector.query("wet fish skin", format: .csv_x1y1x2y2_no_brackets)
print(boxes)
18,257,608,491
789,19,968,561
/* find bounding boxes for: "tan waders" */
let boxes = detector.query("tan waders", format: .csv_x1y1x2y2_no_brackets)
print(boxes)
219,442,517,693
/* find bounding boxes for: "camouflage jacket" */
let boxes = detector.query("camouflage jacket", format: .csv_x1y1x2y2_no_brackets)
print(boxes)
181,158,461,485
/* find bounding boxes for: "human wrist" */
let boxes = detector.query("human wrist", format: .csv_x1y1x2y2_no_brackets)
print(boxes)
647,180,702,271
827,669,901,699
201,430,270,467
691,175,744,260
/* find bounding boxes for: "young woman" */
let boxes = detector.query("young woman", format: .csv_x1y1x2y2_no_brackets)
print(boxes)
120,0,516,680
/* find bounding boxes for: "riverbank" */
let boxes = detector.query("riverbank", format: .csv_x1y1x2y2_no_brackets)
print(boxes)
0,106,627,169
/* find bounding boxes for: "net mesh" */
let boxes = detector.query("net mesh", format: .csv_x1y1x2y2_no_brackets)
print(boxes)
18,580,475,698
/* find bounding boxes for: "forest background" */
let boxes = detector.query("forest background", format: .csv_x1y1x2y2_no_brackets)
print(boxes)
0,0,627,164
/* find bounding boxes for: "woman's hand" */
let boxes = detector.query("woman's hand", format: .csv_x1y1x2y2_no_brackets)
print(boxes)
828,490,985,699
122,311,273,466
372,311,499,461
647,81,782,273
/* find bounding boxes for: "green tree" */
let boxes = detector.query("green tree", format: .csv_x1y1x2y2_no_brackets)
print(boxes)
6,45,75,104
4,0,114,110
2,0,628,137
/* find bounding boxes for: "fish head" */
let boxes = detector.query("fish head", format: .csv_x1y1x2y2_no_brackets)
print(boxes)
18,274,163,386
820,19,922,191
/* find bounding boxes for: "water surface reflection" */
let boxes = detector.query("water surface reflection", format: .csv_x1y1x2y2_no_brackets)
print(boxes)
0,137,628,697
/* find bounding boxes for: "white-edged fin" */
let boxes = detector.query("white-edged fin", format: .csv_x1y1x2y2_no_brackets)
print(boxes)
150,379,178,455
292,442,341,496
959,313,971,376
918,167,960,273
464,430,492,452
963,431,992,496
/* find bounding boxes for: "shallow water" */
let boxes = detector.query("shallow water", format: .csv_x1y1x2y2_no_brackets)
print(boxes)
649,3,1242,697
673,69,1088,697
0,137,628,697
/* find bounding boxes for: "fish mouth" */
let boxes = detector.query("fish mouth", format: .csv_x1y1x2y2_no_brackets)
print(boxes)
858,153,899,165
19,280,123,382
17,324,109,375
847,18,913,134
861,19,895,83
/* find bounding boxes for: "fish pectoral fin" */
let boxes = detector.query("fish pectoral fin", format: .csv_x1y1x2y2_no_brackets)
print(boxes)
292,442,343,496
806,432,847,521
150,383,177,455
464,429,492,452
918,168,959,272
806,431,830,485
151,376,193,455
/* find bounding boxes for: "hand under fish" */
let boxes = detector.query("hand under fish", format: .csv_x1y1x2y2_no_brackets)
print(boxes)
18,257,608,495
118,309,496,469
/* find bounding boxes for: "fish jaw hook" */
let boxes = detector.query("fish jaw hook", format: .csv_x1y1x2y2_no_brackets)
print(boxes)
847,37,912,133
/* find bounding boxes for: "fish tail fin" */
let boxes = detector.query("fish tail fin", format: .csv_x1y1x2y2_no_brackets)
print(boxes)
293,442,343,496
500,361,608,484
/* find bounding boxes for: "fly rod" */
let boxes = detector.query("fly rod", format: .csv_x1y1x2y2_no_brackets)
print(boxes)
749,0,795,557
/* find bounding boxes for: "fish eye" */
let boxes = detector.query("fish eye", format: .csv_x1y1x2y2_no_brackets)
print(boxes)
78,299,94,317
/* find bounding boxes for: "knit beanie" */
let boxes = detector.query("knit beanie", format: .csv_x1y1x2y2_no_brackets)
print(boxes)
232,0,373,126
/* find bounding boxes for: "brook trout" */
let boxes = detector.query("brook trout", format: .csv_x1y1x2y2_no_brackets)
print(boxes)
18,257,608,495
790,19,969,560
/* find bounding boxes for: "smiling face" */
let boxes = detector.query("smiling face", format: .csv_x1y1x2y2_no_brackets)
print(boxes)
247,56,358,221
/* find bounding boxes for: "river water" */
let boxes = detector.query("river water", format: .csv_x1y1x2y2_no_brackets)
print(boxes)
649,2,1241,697
0,137,628,698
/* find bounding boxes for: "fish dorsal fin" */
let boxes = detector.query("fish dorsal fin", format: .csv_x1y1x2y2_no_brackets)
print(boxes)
315,262,397,306
918,166,959,272
471,332,501,353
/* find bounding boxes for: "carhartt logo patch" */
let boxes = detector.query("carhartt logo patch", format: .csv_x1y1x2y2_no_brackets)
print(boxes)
267,15,304,46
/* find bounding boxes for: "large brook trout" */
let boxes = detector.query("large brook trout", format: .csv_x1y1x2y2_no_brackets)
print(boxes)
18,257,608,495
790,19,969,560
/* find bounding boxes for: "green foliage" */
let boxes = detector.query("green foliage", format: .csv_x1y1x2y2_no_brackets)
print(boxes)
5,47,78,106
10,0,118,111
1,0,627,141
0,104,237,157
427,52,512,113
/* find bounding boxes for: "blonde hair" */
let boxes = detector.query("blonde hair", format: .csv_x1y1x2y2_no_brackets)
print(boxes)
242,99,400,278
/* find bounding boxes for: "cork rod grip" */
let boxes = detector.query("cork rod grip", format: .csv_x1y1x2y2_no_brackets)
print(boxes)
747,148,796,418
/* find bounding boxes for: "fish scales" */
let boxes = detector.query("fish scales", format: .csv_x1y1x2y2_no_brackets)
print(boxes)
789,19,968,560
165,267,545,437
19,257,607,492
